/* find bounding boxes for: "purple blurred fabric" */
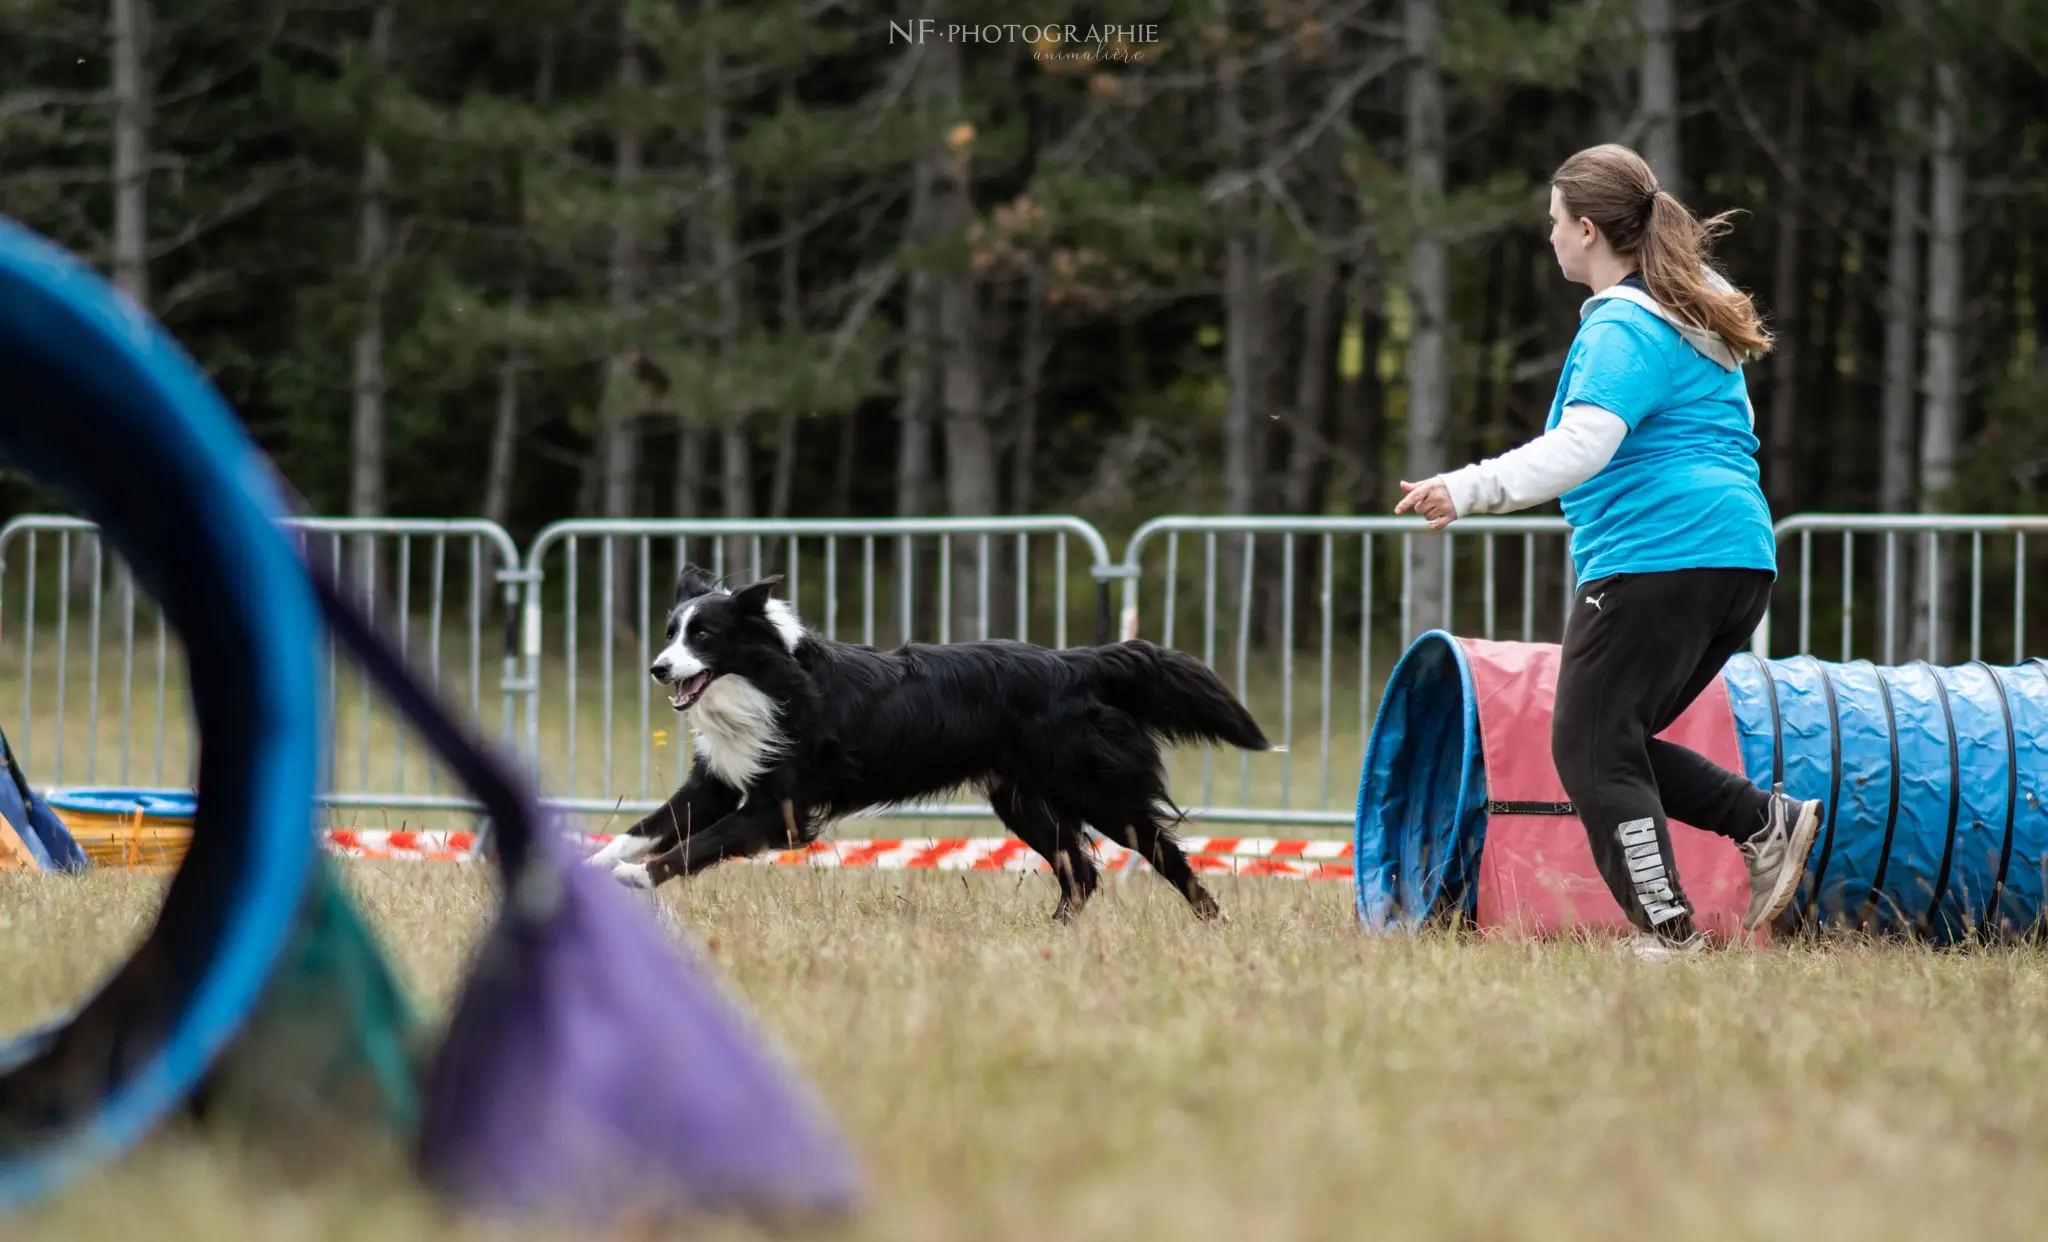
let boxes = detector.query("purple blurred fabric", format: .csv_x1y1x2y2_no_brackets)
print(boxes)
304,550,860,1225
416,820,862,1223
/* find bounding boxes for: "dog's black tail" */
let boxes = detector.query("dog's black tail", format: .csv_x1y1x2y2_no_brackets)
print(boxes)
1075,639,1271,751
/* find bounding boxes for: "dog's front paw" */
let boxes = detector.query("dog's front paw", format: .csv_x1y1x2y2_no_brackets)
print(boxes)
589,833,656,868
611,862,656,891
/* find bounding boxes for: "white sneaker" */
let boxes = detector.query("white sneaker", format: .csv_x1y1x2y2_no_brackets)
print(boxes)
1741,792,1823,930
1624,930,1709,961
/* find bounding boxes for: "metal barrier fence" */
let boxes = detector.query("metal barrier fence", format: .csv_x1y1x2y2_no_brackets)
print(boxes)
3,509,2040,832
1755,514,2048,665
0,514,525,814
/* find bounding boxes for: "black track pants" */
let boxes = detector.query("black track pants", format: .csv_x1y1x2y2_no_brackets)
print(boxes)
1551,568,1777,938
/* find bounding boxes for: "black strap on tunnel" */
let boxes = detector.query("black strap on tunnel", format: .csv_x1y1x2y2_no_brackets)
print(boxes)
1486,800,1577,816
1747,650,1784,790
1973,661,2020,938
1860,661,1906,928
1919,662,1963,941
1798,655,1845,929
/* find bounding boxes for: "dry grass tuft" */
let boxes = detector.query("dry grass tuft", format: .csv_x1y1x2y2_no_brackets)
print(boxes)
4,866,2048,1241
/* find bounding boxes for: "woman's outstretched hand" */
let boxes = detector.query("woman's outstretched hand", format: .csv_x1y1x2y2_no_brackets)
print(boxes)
1394,477,1458,530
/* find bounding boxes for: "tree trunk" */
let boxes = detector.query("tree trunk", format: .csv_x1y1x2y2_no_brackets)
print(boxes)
1912,61,1965,662
1273,129,1342,647
831,411,858,517
1255,223,1290,522
1255,63,1293,524
481,285,525,528
1218,18,1258,521
929,39,993,643
674,421,705,518
1509,233,1546,441
766,423,799,522
575,448,599,515
1469,240,1506,460
1765,49,1806,516
599,4,643,635
894,280,934,519
1286,273,1339,516
720,423,751,575
895,57,937,522
1346,271,1386,515
768,195,802,523
1880,95,1922,514
350,3,393,526
1404,0,1450,639
701,0,750,574
1009,245,1049,514
1818,235,1867,504
1636,0,1679,193
481,32,554,529
1212,0,1263,655
1919,70,1964,510
110,0,151,308
1594,71,1628,147
1271,245,1340,651
91,0,152,606
675,190,706,528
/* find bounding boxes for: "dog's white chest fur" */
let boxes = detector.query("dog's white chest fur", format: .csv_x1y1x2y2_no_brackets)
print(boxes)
690,676,784,790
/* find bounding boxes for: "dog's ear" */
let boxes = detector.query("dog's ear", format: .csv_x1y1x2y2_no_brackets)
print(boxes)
730,576,784,613
675,564,724,604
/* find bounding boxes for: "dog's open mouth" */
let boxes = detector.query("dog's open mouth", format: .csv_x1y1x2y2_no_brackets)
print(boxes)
666,671,714,711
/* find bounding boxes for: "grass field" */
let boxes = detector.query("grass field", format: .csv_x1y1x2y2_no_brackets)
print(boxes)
6,556,2048,1240
5,863,2048,1242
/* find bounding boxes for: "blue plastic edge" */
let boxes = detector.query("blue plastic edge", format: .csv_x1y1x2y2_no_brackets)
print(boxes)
0,215,322,1207
41,789,200,817
1352,629,1484,933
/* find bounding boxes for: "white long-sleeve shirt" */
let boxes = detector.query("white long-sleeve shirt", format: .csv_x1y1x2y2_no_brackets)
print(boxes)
1439,403,1629,517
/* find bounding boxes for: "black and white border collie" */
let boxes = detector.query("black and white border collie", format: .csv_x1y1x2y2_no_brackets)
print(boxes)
587,565,1272,921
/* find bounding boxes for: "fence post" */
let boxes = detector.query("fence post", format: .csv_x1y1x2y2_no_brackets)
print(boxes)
1092,559,1139,646
516,547,546,770
495,564,541,755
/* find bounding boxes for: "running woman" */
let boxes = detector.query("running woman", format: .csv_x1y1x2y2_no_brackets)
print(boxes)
1393,143,1822,960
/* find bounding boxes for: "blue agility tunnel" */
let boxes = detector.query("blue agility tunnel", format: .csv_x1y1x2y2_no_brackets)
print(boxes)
0,214,324,1202
1725,655,2048,941
1350,633,1490,932
1356,633,2048,943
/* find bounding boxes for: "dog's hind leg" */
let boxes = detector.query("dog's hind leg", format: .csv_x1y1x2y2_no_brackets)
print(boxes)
991,782,1097,921
1131,809,1221,921
1087,805,1221,922
1044,708,1220,921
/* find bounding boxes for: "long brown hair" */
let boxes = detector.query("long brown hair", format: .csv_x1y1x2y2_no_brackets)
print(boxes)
1551,143,1773,358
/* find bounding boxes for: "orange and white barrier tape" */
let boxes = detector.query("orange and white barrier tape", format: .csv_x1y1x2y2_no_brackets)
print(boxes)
747,836,1353,880
322,829,476,862
317,830,1354,880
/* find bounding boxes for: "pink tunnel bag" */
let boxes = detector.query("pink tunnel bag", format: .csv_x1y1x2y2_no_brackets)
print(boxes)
1461,638,1762,943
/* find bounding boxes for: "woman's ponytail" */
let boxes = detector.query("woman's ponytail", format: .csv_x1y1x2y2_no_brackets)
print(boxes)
1553,144,1773,358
